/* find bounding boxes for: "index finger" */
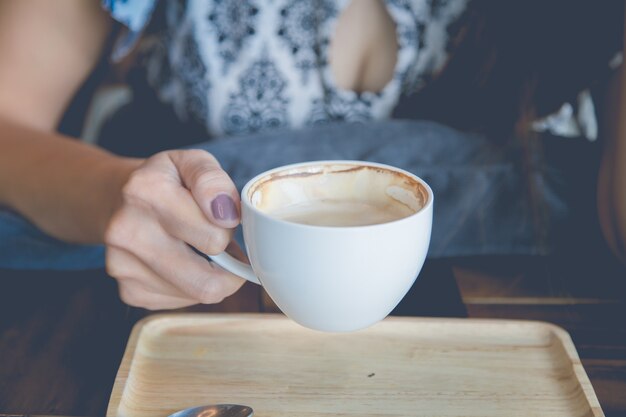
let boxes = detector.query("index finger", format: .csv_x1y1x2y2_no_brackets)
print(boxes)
168,149,240,228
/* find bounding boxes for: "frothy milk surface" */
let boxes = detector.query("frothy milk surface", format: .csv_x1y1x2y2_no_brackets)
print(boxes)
267,198,414,227
249,164,428,227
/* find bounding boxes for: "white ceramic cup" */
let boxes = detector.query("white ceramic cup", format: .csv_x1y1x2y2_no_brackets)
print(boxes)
210,161,433,332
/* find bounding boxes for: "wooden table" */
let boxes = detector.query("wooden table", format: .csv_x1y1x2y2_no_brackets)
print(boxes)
0,257,624,416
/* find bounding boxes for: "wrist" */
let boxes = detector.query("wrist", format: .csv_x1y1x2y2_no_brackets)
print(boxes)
95,155,143,242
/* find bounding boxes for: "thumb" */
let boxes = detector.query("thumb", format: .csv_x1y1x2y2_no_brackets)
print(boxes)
168,149,240,228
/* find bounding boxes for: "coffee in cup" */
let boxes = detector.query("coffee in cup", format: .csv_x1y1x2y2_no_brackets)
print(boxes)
210,161,433,332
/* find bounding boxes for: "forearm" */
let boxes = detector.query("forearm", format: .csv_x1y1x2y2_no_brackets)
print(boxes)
0,116,141,244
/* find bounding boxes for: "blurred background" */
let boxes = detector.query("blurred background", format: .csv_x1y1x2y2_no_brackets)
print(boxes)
1,0,626,415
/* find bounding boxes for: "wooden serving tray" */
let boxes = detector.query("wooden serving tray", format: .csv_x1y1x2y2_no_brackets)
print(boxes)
107,314,603,417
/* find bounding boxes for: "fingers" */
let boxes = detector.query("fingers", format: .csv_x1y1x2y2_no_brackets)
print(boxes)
120,150,236,256
105,207,245,306
105,149,246,311
106,246,189,298
118,282,196,310
149,239,245,304
154,185,234,256
168,150,241,228
107,248,195,310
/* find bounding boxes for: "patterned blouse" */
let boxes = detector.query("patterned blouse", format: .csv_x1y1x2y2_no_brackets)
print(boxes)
102,0,600,140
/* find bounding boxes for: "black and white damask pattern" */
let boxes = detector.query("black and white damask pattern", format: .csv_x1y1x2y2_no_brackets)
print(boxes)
139,1,210,124
141,35,173,94
428,0,452,19
277,0,336,83
222,55,290,135
127,0,471,138
386,0,429,94
307,90,372,125
175,28,210,124
207,0,259,73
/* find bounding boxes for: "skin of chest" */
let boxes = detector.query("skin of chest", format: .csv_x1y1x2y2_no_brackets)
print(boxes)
329,0,399,93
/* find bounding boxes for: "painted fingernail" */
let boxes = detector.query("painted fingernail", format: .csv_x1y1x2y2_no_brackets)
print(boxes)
211,194,238,221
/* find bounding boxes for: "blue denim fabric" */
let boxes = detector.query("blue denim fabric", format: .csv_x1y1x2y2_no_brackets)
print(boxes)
1,120,576,270
0,209,104,270
194,120,557,257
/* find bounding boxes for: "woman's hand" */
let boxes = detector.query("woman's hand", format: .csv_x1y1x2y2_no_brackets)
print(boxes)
104,149,246,310
0,1,246,306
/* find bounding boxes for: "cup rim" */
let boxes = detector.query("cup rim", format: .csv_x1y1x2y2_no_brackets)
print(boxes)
240,160,434,230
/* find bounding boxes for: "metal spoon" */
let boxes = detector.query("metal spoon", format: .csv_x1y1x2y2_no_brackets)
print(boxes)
168,404,253,417
0,404,254,417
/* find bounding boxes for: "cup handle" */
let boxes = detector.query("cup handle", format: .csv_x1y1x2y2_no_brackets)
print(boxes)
209,252,261,285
